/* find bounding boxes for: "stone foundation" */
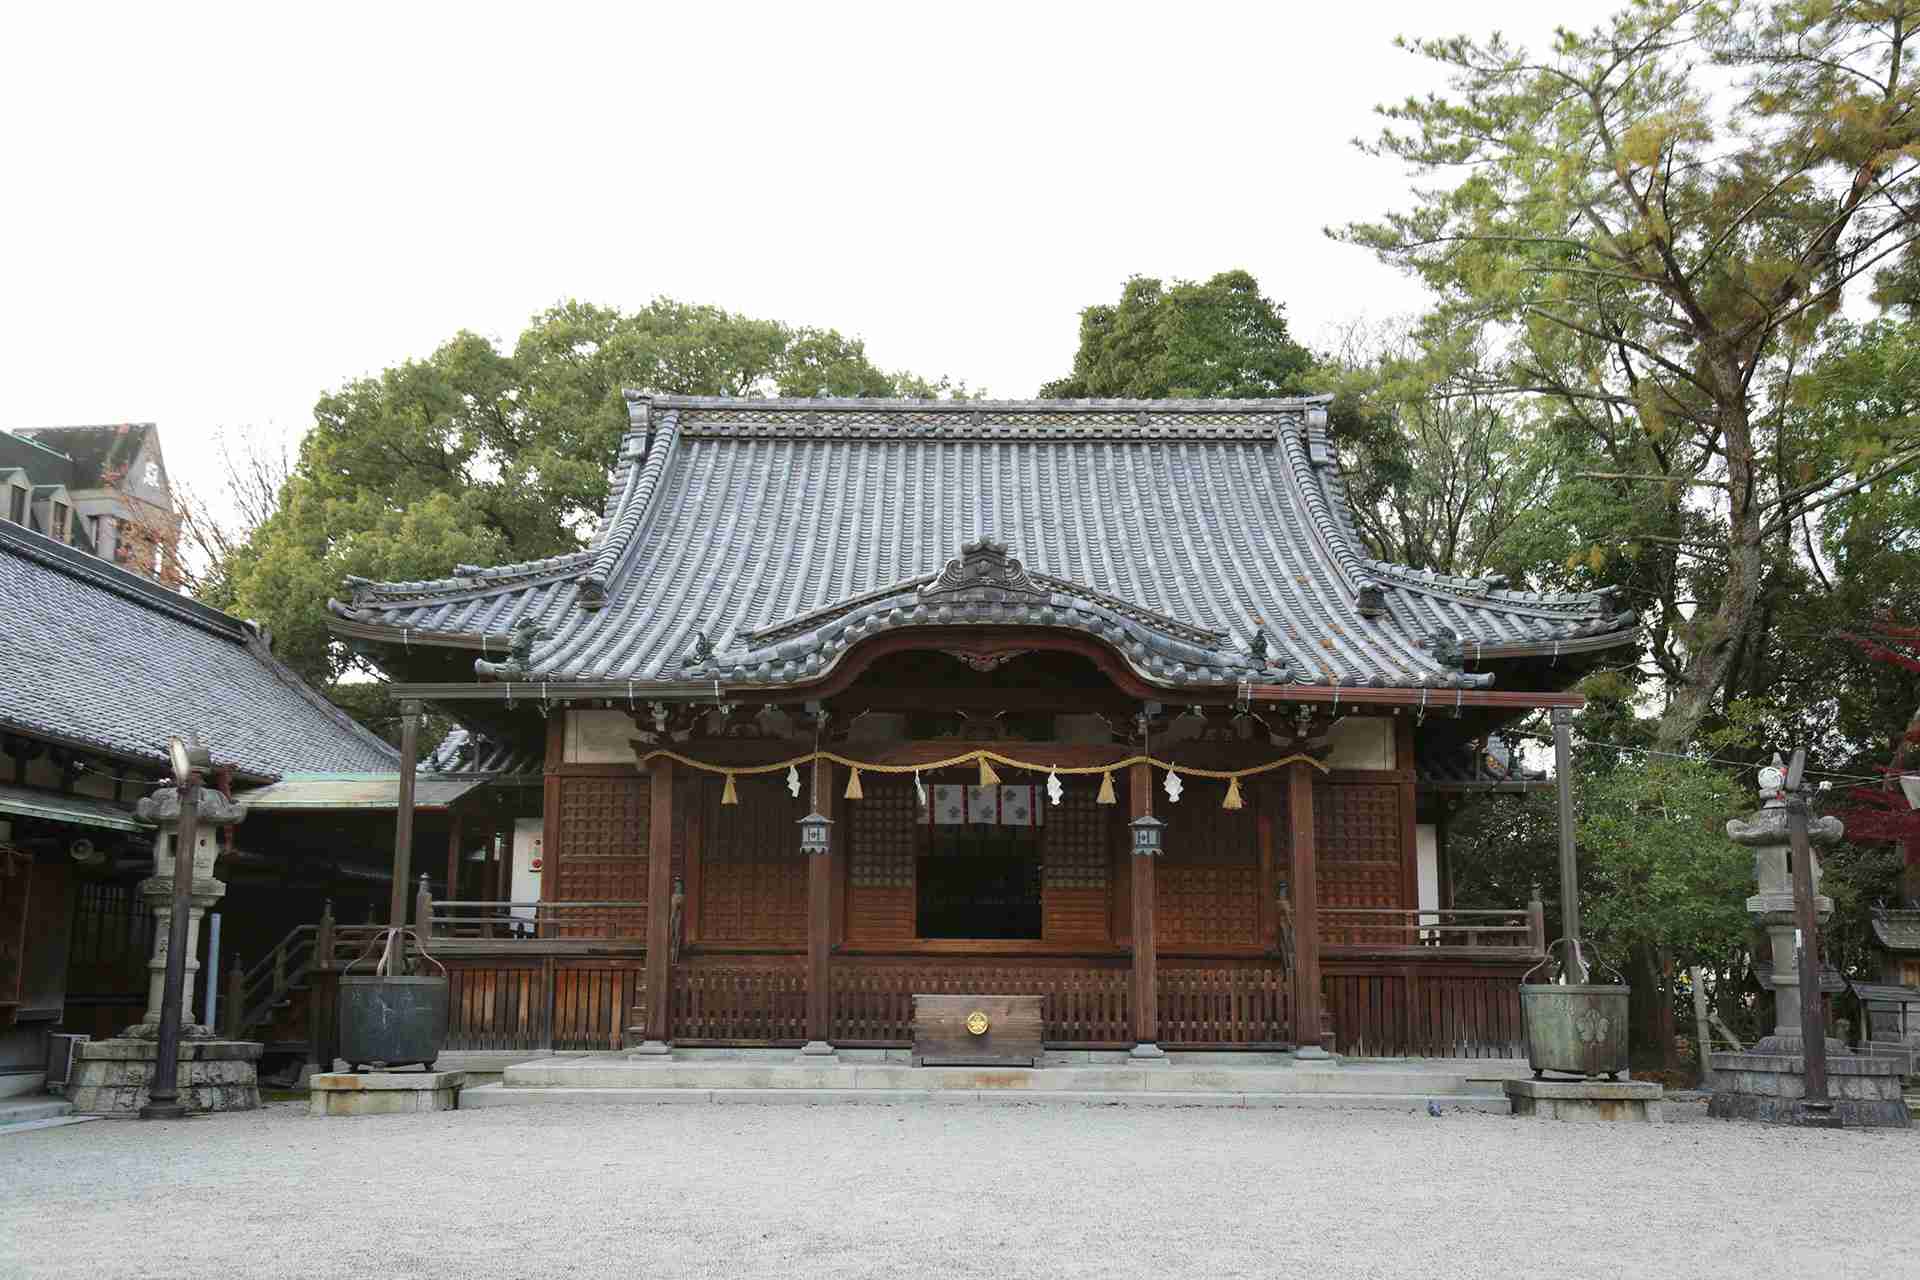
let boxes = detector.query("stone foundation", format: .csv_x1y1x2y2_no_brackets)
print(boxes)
1707,1051,1910,1128
1503,1078,1663,1122
309,1071,466,1116
68,1039,262,1116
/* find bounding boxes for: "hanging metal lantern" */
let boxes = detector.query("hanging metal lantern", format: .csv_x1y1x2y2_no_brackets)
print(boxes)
1129,814,1165,856
798,810,834,855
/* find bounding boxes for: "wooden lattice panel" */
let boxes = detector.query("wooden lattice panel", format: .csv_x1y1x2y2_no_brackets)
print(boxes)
553,776,649,936
1315,782,1405,944
848,777,917,941
1042,787,1112,944
1156,801,1258,946
697,776,806,944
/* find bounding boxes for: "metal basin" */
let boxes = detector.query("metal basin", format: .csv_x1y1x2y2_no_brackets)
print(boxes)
1520,982,1630,1079
337,975,449,1071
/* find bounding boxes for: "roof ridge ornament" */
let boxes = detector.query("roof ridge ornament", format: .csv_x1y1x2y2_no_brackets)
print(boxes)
920,538,1045,600
474,616,546,680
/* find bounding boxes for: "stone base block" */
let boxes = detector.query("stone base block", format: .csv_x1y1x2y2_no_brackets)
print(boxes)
1707,1051,1910,1128
1504,1078,1662,1122
68,1039,262,1116
309,1071,466,1117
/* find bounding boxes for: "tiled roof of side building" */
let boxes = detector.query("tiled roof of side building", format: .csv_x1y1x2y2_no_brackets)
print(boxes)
13,423,156,489
2,520,398,781
330,396,1637,692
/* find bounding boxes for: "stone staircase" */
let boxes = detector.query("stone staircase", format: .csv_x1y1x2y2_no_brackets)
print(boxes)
460,1050,1528,1112
0,1096,94,1134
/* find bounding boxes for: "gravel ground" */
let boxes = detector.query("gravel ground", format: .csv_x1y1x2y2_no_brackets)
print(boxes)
3,1098,1915,1280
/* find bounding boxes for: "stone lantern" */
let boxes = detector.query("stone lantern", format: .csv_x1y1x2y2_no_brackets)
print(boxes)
1729,758,1845,1057
65,782,263,1116
1707,759,1910,1127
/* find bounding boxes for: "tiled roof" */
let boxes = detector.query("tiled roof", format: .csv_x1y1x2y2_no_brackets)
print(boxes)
331,396,1636,692
12,423,156,489
1871,910,1920,954
2,520,398,781
423,727,543,776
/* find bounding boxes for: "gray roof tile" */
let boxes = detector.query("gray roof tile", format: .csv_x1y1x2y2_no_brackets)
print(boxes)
331,396,1635,692
3,521,397,780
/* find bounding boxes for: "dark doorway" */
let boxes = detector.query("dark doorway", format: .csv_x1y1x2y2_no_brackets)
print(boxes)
916,829,1042,939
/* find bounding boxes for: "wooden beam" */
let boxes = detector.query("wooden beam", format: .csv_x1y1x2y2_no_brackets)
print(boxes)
643,758,676,1045
1249,685,1586,709
1288,760,1326,1056
1128,761,1159,1053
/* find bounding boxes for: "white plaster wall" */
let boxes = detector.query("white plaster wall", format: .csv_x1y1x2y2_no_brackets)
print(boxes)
564,709,636,764
510,817,544,928
1323,716,1394,770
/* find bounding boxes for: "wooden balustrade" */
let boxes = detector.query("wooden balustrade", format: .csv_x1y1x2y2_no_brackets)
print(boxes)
1320,907,1545,954
1157,964,1291,1047
673,959,807,1044
1323,958,1534,1058
428,900,648,942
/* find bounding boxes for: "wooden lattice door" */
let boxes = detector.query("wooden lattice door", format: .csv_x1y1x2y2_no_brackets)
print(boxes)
552,776,649,936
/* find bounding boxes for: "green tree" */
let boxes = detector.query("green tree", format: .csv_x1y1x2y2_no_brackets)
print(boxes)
1339,0,1920,751
217,299,957,687
1041,270,1314,400
1316,320,1554,578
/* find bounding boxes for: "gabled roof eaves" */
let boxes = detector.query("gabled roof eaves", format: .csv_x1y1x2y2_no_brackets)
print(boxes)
331,396,1636,692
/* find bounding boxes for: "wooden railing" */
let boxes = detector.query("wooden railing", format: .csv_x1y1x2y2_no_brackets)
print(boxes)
1320,905,1545,954
1158,963,1291,1047
673,958,807,1043
222,909,384,1041
427,899,649,941
443,958,644,1052
1323,957,1534,1058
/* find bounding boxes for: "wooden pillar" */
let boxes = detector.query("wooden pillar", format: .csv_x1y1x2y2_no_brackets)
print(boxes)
386,700,422,927
1127,761,1163,1059
445,809,464,907
802,754,837,1056
1288,760,1328,1057
636,758,676,1052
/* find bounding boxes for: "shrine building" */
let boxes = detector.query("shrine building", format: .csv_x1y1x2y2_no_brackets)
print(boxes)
328,394,1635,1059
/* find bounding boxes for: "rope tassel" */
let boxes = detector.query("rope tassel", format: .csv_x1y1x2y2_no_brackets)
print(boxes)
978,755,1001,787
1096,771,1116,805
844,767,864,800
1222,775,1244,810
721,772,739,806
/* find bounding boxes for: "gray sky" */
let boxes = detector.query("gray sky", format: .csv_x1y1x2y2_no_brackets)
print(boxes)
2,1,1614,488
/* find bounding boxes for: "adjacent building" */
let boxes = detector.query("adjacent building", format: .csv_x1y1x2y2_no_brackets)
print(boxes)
0,422,178,583
0,517,400,1093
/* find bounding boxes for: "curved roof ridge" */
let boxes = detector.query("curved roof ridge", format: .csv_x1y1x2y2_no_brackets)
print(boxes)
652,394,1337,412
534,407,685,675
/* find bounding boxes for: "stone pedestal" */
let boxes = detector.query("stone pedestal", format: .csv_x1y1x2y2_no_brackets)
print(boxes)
309,1071,466,1116
1504,1078,1663,1122
68,1039,262,1116
1707,1051,1910,1127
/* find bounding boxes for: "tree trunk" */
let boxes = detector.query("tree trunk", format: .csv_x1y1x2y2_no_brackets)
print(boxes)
1655,396,1765,752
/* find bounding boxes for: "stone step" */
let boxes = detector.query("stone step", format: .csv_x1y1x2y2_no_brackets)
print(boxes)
0,1098,76,1127
501,1058,1506,1096
463,1083,1509,1113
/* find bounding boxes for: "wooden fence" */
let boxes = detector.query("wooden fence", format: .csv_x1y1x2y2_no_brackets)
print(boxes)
1322,959,1533,1058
